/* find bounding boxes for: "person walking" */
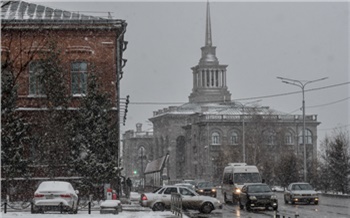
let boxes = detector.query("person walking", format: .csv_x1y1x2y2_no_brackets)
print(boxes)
126,177,132,198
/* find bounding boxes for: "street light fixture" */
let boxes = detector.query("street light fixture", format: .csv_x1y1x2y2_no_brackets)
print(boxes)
277,76,328,182
235,100,261,163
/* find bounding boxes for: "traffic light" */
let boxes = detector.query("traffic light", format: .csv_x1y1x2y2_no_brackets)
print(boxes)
133,170,137,175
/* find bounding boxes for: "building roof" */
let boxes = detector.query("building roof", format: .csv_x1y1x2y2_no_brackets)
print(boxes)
1,1,104,21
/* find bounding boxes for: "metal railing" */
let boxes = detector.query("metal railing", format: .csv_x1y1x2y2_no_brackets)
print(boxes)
170,193,182,218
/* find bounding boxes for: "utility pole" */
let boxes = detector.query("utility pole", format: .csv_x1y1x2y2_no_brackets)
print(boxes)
277,76,328,182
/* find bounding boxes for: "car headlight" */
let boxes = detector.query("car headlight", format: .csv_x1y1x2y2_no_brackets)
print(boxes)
249,196,257,200
199,189,204,193
235,188,241,194
271,195,277,199
212,189,216,192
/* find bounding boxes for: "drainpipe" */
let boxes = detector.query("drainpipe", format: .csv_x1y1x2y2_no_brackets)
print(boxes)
116,20,127,195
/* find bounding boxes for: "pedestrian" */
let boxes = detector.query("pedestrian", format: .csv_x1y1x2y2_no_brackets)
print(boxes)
126,177,132,198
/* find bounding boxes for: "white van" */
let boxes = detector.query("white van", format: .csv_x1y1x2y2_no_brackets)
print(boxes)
221,163,262,203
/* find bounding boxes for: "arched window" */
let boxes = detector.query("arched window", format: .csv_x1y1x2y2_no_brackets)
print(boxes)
264,130,276,145
211,132,220,145
230,131,239,145
285,131,294,145
298,129,313,144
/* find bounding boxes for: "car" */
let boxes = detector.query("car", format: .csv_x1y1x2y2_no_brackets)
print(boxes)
140,185,222,214
239,183,278,211
284,182,319,205
31,181,79,214
195,181,217,198
100,200,123,214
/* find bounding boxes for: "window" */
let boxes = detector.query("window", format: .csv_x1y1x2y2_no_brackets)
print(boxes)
164,187,178,195
264,130,276,145
71,61,87,95
230,131,239,145
29,61,45,95
211,132,220,145
285,131,294,145
298,129,312,144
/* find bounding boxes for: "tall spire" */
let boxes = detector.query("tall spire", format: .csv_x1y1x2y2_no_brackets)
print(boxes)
188,0,231,103
205,0,212,47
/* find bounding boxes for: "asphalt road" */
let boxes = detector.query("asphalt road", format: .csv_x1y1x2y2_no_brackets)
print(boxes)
184,189,350,218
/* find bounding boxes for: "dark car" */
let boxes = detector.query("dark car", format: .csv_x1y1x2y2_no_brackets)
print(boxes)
239,183,278,211
284,182,319,205
195,181,217,198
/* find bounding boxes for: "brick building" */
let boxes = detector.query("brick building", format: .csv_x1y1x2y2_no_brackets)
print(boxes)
1,1,127,198
122,2,320,186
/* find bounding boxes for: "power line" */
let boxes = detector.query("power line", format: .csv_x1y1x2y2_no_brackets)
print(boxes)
288,96,350,113
128,81,350,105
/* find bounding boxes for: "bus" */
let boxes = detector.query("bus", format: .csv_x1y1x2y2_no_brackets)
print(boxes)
221,163,262,203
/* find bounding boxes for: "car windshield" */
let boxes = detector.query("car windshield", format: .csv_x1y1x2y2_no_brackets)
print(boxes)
234,173,261,184
292,183,313,190
153,187,163,193
197,182,214,188
248,185,271,193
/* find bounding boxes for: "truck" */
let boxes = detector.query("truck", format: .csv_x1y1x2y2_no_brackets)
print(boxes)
221,163,262,203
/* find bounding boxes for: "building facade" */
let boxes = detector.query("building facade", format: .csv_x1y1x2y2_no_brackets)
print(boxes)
125,2,320,185
1,1,127,198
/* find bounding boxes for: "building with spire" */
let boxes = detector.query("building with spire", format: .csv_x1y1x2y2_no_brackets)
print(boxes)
122,2,320,188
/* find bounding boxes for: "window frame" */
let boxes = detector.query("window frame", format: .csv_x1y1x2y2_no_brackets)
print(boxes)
211,131,221,145
298,129,313,145
28,61,46,96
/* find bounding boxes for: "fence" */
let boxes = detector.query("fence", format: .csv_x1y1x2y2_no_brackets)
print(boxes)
170,193,182,218
1,194,95,214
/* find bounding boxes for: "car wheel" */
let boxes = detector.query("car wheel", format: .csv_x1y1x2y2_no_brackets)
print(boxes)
152,202,165,211
273,205,278,211
200,202,213,214
314,201,319,205
284,196,288,204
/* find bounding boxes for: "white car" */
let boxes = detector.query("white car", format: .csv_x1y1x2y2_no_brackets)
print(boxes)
32,181,79,214
140,185,222,214
284,182,319,205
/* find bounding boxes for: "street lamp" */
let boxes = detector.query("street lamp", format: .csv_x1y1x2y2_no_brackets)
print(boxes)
277,76,328,182
235,100,261,163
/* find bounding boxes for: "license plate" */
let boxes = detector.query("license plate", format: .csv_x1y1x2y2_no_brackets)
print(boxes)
46,195,54,199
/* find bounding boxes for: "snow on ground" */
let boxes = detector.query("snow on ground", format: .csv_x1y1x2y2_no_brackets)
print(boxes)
1,211,186,218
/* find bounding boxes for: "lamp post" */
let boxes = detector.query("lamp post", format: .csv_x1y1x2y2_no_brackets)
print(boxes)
236,100,261,163
277,76,328,182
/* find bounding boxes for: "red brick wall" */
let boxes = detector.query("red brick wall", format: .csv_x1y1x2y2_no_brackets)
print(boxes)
2,27,118,108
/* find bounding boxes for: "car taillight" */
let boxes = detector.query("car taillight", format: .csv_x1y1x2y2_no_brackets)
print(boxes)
141,194,148,201
34,194,44,198
60,194,72,198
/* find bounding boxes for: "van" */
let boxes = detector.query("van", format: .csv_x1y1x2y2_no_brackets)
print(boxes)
221,163,262,203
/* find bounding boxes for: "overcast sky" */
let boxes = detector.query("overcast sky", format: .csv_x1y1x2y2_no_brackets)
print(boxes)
34,0,349,144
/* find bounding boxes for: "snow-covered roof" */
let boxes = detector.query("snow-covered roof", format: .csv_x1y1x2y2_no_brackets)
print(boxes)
152,101,287,118
1,1,105,21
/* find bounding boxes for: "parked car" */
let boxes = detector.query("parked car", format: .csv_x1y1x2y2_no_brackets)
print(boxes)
140,185,222,214
284,182,319,205
31,181,79,214
195,181,217,198
239,183,278,211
